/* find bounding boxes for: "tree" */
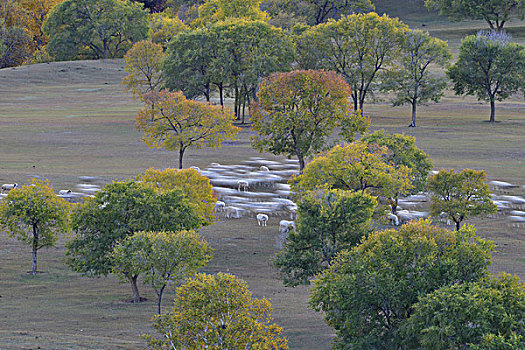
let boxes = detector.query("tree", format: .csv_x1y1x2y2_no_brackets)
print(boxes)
448,31,525,123
139,167,217,224
145,272,288,349
403,273,525,349
209,19,295,122
251,70,369,172
122,40,166,100
66,180,202,302
147,11,186,48
290,141,413,201
0,24,33,68
19,0,64,49
310,219,495,350
296,13,407,112
384,29,452,127
194,0,268,25
163,26,219,102
136,90,240,169
0,180,69,275
425,0,525,32
274,189,376,286
132,0,167,12
361,130,434,213
427,169,497,230
112,230,212,314
43,0,148,60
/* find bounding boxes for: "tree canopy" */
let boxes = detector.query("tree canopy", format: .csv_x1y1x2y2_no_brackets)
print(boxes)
427,168,497,230
0,180,69,275
274,189,376,286
66,180,201,301
296,12,407,112
361,130,433,213
145,272,288,349
403,273,525,349
448,31,525,123
136,90,240,169
139,167,217,224
425,0,525,32
43,0,148,60
251,70,369,172
310,219,495,349
290,141,413,201
112,230,212,314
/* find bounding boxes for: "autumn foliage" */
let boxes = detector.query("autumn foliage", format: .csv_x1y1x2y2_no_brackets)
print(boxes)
136,90,240,169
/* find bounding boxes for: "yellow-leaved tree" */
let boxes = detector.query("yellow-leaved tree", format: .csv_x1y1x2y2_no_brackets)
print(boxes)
139,167,217,224
19,0,64,49
136,90,240,169
145,272,288,349
122,40,165,101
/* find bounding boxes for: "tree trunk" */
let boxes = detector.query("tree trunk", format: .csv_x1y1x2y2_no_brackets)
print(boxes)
241,99,246,124
489,97,495,123
178,146,185,170
455,220,461,231
32,224,39,275
409,101,417,127
297,153,305,173
157,285,166,315
130,275,141,303
219,84,224,108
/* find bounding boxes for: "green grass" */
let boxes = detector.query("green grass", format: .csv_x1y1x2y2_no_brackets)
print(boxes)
1,13,525,349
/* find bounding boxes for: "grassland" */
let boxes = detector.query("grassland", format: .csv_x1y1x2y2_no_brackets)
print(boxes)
0,13,524,350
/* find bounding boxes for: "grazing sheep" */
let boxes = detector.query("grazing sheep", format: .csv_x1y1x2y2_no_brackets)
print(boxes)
237,180,249,192
279,220,295,235
1,183,18,193
260,166,270,172
388,213,399,226
439,212,452,225
214,201,226,212
59,189,72,195
508,215,525,227
256,213,269,226
190,166,201,173
224,206,244,219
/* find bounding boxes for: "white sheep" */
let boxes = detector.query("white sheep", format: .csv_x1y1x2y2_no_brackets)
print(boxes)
190,166,201,173
279,220,295,235
1,183,18,193
59,189,72,195
214,201,226,212
237,180,249,192
225,206,244,219
388,213,399,226
260,166,270,172
256,213,269,226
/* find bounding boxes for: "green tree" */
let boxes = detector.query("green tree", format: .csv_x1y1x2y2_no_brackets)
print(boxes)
112,230,212,314
251,70,368,172
145,272,288,349
136,90,240,169
122,40,166,100
163,26,219,102
43,0,148,60
290,141,413,201
427,168,497,231
211,19,295,122
448,31,525,123
361,130,434,213
425,0,525,32
384,29,452,127
296,12,407,112
0,180,69,275
274,189,376,286
310,219,495,350
139,167,217,224
403,273,525,350
66,180,201,302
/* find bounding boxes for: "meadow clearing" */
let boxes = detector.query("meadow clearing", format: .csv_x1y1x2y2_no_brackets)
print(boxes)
0,11,524,349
